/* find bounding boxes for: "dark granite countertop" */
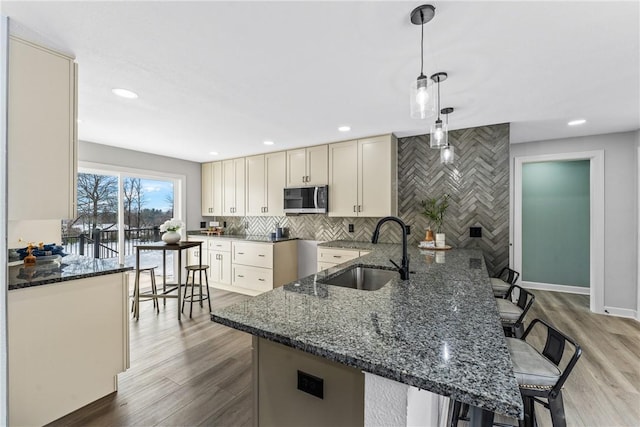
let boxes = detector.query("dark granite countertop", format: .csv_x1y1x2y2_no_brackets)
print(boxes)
211,240,523,419
8,254,132,291
186,231,297,243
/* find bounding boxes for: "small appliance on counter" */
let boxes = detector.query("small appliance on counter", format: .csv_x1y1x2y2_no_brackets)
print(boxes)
201,221,224,235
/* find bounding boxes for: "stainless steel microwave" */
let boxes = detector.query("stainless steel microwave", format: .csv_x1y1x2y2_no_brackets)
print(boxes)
283,186,328,214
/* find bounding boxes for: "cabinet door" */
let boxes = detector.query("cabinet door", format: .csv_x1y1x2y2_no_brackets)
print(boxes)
328,140,358,217
246,155,266,216
265,152,286,216
8,38,77,220
286,148,307,187
201,162,213,215
222,159,236,216
210,250,232,286
359,136,393,217
306,145,328,186
233,158,246,216
211,161,224,216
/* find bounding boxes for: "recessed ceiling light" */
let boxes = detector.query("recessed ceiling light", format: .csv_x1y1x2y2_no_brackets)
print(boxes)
209,151,219,156
338,126,351,132
568,119,586,126
263,140,274,146
112,88,139,99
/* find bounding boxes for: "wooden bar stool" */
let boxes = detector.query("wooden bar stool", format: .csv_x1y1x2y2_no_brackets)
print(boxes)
131,266,159,317
182,265,212,318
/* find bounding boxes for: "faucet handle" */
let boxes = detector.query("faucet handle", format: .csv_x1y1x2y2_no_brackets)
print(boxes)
389,259,401,271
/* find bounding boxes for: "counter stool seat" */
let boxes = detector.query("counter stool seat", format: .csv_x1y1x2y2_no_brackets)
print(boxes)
182,265,212,319
498,284,535,338
492,267,520,298
507,337,560,388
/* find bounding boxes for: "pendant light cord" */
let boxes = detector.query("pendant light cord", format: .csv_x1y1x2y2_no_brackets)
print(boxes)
420,10,424,76
436,79,441,120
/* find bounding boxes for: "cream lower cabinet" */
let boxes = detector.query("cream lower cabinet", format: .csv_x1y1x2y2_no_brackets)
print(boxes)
317,247,370,272
209,239,232,286
328,134,397,217
246,152,286,216
8,37,78,220
8,273,129,426
231,240,297,296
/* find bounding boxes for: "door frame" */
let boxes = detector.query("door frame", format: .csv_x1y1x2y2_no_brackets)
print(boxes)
512,150,605,314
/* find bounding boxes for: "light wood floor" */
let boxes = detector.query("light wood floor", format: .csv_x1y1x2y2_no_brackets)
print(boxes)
47,288,639,427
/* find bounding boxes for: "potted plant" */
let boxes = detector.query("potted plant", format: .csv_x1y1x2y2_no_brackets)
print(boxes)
420,194,450,247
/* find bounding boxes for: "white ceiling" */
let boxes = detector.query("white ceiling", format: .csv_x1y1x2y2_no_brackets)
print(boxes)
3,1,639,163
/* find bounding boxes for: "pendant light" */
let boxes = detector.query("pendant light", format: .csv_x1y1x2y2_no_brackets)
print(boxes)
430,72,448,148
409,5,436,119
440,107,455,164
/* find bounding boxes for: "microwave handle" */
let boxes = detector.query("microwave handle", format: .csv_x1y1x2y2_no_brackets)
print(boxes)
313,186,319,209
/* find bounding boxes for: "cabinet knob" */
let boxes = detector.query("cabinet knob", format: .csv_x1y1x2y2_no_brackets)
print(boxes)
238,275,245,278
258,278,265,282
358,205,362,212
237,252,245,255
353,205,356,212
333,255,342,258
258,254,265,257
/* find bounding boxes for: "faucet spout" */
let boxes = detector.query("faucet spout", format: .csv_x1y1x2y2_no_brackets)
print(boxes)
371,216,410,280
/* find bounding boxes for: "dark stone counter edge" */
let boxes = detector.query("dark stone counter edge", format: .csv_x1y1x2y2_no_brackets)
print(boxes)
211,314,522,419
8,266,133,291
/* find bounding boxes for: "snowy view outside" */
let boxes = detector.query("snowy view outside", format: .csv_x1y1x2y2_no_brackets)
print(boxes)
62,173,176,276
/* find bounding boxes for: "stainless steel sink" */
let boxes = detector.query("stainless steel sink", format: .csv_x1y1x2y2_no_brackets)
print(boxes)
321,266,397,291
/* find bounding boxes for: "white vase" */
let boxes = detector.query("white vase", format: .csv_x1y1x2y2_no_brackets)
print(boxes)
435,233,446,248
162,230,181,244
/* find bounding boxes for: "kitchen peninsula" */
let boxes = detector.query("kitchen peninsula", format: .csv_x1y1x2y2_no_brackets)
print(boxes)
7,255,131,426
212,241,523,426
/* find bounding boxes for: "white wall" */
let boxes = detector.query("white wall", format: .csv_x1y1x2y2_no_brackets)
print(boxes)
79,140,203,230
510,131,638,312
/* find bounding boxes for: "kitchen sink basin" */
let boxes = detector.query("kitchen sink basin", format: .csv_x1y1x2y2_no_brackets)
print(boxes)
321,266,397,291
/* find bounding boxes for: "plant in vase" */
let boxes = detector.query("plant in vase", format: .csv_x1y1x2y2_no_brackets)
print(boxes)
160,218,185,244
419,194,450,248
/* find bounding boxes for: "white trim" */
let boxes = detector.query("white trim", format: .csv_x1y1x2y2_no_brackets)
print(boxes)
521,281,590,295
513,150,605,314
603,306,638,320
1,15,9,427
637,146,640,322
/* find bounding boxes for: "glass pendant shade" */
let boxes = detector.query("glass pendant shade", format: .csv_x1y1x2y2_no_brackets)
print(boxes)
410,76,435,119
430,118,447,148
440,144,454,164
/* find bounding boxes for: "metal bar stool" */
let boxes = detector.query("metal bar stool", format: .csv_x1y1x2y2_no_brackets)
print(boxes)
131,266,159,317
492,267,520,298
497,284,535,338
182,265,212,318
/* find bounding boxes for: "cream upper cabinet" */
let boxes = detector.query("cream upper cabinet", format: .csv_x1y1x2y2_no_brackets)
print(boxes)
265,152,286,216
245,155,266,216
8,37,77,220
223,158,245,216
246,152,286,216
201,162,213,215
286,145,328,187
328,135,397,217
202,161,223,216
328,140,359,217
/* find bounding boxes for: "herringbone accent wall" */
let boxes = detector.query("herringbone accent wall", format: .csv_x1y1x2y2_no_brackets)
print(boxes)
397,123,510,275
217,122,510,275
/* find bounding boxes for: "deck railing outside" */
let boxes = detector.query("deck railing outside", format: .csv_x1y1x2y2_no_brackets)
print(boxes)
62,226,161,259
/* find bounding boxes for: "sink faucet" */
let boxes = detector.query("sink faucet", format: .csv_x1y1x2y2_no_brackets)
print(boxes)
371,216,410,280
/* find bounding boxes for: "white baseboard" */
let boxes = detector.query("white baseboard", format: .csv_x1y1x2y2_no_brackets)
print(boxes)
521,280,590,295
603,306,638,320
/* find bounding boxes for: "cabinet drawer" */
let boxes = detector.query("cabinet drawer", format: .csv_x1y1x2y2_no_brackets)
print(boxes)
233,242,273,268
233,265,273,293
317,248,361,264
208,239,232,252
317,261,338,272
